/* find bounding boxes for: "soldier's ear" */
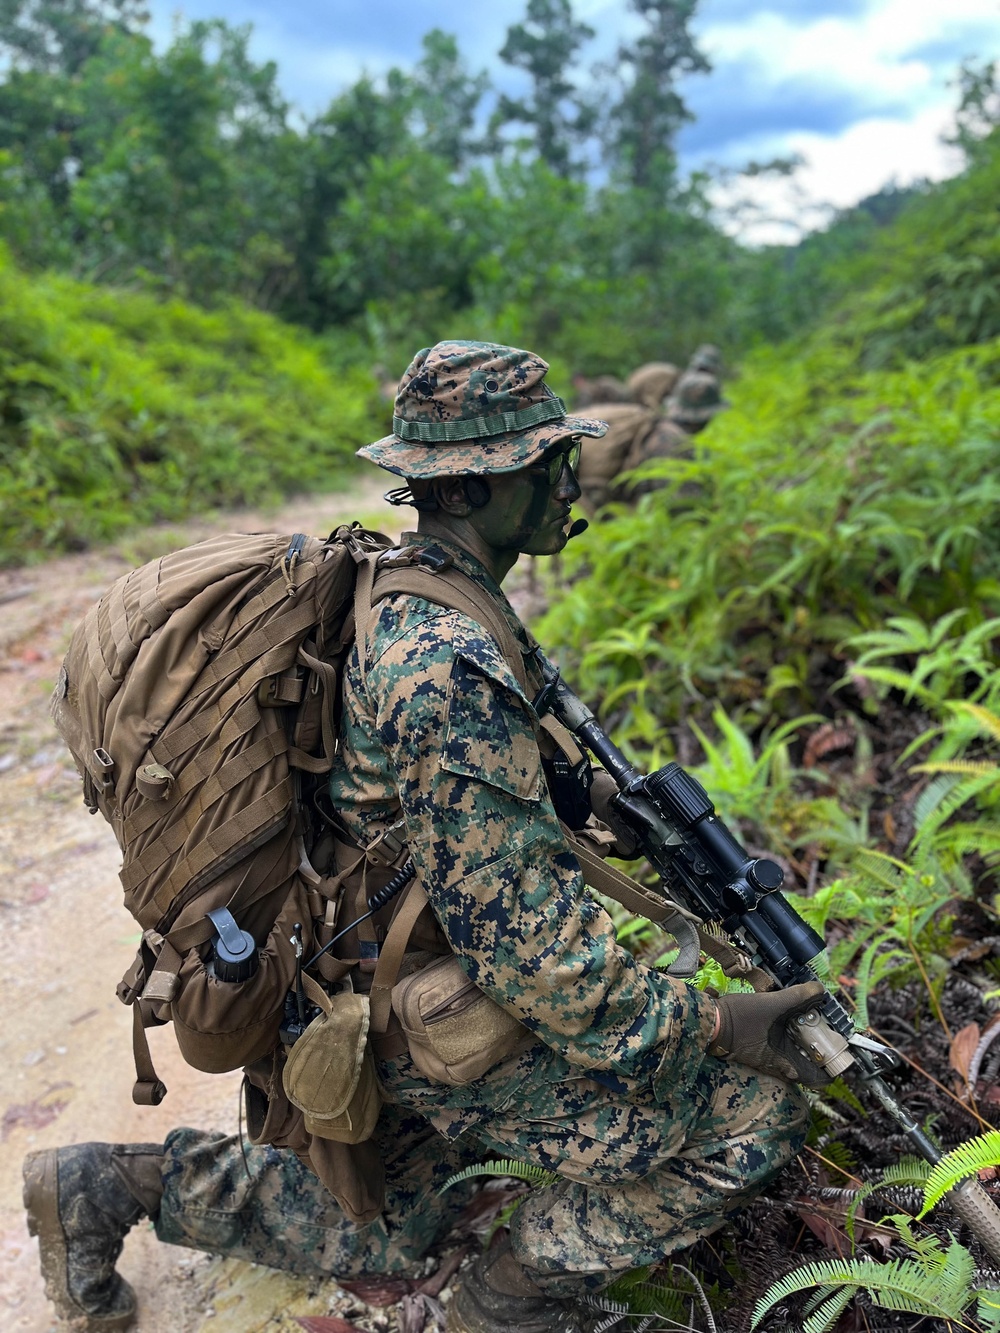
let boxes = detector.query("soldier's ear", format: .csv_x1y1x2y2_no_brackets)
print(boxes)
431,477,473,516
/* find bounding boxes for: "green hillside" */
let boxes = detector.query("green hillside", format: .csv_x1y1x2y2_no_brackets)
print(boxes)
0,248,381,564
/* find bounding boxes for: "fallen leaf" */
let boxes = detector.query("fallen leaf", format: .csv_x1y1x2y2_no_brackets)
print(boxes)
949,1023,981,1085
414,1246,469,1298
796,1209,847,1253
296,1319,367,1333
335,1276,413,1306
803,724,855,769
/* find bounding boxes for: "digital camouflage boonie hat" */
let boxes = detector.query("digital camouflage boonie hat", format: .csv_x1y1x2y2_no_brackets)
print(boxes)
688,344,723,377
358,340,607,479
666,371,728,426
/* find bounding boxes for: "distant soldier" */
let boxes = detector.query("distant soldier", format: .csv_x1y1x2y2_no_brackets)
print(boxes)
575,402,658,513
686,344,723,378
570,370,630,408
666,371,728,435
372,363,399,406
625,362,681,410
611,415,696,504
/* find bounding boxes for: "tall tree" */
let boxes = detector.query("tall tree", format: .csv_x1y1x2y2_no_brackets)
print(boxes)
490,0,596,177
0,0,147,74
409,30,489,171
608,0,709,193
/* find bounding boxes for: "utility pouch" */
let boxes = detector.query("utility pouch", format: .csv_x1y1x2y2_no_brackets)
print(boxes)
391,953,531,1087
281,974,381,1143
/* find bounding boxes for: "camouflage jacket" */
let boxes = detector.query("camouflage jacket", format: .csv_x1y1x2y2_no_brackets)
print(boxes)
327,535,715,1114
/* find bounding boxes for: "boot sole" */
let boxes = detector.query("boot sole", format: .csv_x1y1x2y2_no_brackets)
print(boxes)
23,1149,136,1332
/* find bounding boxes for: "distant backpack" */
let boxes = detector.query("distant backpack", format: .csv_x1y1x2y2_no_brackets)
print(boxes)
50,523,393,1104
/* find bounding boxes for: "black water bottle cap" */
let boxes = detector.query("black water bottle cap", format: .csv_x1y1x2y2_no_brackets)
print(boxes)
206,907,259,983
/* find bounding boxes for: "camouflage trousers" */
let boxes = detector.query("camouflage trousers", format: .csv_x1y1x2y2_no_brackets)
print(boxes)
155,1048,807,1297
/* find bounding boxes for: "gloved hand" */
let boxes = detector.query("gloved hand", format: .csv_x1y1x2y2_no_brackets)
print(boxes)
708,980,833,1087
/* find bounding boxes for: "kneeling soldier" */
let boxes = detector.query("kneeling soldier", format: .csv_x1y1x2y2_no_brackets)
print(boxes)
26,340,819,1332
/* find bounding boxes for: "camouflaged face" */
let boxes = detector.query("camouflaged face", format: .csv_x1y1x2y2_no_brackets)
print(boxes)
667,370,727,423
359,340,607,479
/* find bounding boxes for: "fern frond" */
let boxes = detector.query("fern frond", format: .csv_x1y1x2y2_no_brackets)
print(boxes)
950,702,1000,745
914,760,1000,778
844,1158,930,1243
920,1130,1000,1215
437,1158,559,1196
976,1286,1000,1333
803,1286,853,1333
750,1252,978,1329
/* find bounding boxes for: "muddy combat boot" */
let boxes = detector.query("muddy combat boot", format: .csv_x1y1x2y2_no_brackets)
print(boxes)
446,1237,584,1333
23,1142,164,1331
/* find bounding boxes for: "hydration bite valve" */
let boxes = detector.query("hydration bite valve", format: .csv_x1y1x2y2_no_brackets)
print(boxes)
206,907,259,983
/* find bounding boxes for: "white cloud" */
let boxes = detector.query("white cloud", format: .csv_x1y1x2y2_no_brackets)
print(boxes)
712,100,967,244
700,0,999,114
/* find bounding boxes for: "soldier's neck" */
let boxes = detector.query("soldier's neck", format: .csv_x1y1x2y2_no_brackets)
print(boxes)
414,514,518,586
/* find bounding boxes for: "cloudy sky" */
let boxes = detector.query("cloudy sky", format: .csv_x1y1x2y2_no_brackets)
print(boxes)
148,0,1000,241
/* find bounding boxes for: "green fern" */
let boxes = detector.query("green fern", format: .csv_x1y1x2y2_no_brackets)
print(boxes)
750,1242,981,1331
920,1130,1000,1215
437,1158,559,1196
843,1157,930,1243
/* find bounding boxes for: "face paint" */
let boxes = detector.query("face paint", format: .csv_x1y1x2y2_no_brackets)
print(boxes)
469,446,582,560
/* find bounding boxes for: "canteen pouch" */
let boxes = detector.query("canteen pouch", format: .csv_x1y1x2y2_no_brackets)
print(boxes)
391,953,531,1087
281,976,381,1144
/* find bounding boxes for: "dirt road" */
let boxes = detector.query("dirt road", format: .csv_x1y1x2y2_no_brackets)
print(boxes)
0,478,422,1332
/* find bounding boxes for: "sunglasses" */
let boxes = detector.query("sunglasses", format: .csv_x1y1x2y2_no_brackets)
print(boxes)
531,439,582,486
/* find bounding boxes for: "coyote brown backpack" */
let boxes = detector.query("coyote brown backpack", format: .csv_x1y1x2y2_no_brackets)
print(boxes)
50,523,394,1106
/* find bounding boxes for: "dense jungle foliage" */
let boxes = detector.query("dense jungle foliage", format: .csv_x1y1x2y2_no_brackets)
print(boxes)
4,1,1000,1327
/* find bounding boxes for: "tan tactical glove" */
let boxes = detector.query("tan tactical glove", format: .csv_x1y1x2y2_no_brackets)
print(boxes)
708,980,833,1087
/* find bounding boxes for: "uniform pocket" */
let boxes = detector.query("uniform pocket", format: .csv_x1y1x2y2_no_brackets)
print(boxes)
440,654,540,800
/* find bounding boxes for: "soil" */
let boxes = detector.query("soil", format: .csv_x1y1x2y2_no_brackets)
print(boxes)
0,478,432,1333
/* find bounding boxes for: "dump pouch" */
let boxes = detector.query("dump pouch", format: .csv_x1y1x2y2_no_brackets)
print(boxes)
281,974,381,1143
391,953,532,1086
243,1051,384,1225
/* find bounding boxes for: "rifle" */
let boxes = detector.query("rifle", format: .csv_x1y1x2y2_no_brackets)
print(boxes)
537,659,1000,1262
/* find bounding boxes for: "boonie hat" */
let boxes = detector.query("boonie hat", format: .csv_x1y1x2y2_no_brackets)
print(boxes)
688,344,723,376
358,340,607,479
666,371,728,425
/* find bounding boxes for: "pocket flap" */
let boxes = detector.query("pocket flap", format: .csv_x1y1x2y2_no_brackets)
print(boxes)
282,991,371,1120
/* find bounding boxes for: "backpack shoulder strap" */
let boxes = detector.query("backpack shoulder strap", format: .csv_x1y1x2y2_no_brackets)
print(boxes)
361,556,533,695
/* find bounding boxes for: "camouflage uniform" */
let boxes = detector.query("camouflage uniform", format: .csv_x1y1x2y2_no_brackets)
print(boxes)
157,343,804,1292
625,362,681,410
572,373,631,408
323,531,807,1292
24,341,806,1330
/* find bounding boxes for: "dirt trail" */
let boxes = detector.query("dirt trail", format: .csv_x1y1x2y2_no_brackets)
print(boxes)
0,477,415,1332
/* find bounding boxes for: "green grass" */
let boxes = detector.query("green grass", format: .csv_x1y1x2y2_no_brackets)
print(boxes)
0,244,384,564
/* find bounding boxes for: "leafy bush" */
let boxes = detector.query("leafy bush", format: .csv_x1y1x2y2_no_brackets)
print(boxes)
538,336,1000,742
0,244,380,563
